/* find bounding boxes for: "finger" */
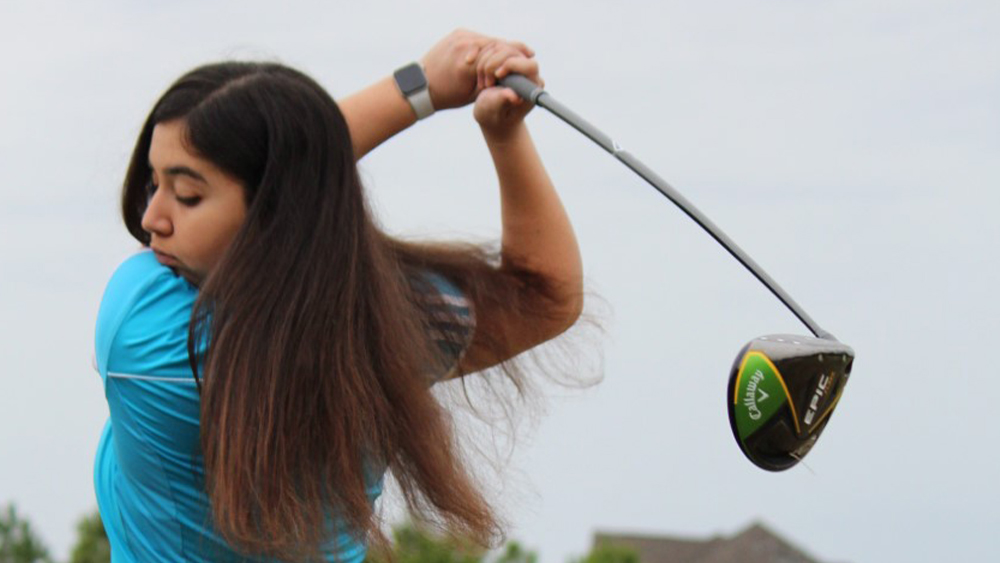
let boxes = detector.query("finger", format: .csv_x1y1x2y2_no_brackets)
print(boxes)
475,87,504,117
475,43,498,91
508,40,535,58
504,88,522,105
475,49,488,92
501,55,539,74
485,87,519,114
481,48,505,87
496,57,540,83
483,47,520,86
464,44,481,65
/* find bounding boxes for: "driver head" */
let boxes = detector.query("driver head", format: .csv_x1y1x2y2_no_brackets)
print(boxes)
727,334,854,471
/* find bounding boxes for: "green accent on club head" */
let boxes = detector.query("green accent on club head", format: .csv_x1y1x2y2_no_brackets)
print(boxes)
733,352,791,441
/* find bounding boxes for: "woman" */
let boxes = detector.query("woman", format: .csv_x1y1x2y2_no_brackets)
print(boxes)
94,30,582,562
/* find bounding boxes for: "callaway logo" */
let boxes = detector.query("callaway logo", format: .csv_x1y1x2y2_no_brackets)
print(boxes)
742,369,769,421
803,374,830,426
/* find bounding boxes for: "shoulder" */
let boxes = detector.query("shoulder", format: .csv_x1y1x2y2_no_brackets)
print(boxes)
95,251,199,377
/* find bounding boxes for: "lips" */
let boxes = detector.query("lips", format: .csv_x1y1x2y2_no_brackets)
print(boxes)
152,248,180,267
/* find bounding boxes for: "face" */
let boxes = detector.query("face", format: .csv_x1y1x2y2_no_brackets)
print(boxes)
143,120,247,284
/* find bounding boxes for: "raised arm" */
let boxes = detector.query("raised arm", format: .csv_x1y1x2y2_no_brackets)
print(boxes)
458,51,584,374
339,29,534,160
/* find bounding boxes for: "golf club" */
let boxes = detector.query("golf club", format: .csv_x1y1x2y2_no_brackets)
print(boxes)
499,74,854,471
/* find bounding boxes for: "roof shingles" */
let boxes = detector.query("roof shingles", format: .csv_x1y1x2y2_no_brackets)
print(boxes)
594,522,825,563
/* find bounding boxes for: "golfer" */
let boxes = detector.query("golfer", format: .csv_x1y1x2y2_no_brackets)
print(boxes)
92,29,582,562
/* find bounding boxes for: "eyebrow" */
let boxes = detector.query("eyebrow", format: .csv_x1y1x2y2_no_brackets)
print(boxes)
163,166,208,183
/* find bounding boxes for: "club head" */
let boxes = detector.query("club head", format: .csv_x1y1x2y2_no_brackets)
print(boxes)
727,334,854,471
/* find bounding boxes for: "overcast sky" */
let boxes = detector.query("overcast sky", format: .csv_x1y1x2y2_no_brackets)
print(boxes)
1,1,998,561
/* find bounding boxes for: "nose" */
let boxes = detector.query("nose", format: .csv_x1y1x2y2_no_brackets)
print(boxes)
141,185,173,238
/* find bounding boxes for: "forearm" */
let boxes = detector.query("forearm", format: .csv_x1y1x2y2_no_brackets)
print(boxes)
339,76,417,160
484,123,583,315
338,31,530,161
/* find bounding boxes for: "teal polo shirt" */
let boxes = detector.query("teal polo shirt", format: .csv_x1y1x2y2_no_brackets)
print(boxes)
94,251,473,562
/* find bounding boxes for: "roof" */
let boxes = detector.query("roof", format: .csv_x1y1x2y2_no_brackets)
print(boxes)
594,522,826,563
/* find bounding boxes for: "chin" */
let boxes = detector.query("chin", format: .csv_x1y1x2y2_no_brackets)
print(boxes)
170,266,203,287
181,271,203,287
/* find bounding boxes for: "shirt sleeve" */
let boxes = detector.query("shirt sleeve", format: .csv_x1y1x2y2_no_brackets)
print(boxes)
413,271,475,381
94,251,200,382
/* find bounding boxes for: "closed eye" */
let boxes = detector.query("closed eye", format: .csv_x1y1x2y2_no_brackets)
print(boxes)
176,195,202,207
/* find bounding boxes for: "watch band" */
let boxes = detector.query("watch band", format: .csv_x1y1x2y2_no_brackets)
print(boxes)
407,86,434,120
393,63,435,120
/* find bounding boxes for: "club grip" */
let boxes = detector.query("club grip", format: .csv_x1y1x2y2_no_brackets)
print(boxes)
499,74,545,103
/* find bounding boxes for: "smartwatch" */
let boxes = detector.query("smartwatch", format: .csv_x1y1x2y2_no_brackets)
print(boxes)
393,62,435,120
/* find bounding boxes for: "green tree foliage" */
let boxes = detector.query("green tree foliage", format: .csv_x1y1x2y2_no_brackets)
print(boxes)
367,523,539,563
68,511,109,563
367,522,637,563
0,503,636,563
491,541,536,563
368,523,484,563
0,503,52,563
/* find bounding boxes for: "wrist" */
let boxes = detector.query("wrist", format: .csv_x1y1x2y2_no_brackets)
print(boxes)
339,76,418,160
480,121,528,145
393,63,435,120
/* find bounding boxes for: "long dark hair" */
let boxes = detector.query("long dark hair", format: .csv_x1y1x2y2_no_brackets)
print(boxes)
121,62,566,560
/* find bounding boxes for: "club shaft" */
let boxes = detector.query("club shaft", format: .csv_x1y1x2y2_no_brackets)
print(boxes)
501,74,830,339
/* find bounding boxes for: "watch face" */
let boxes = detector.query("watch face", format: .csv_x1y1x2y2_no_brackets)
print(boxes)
394,64,428,95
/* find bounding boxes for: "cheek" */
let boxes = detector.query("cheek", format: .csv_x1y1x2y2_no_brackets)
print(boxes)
206,212,246,261
186,203,247,273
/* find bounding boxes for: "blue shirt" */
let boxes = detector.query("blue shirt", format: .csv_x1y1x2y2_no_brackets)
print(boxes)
94,251,473,562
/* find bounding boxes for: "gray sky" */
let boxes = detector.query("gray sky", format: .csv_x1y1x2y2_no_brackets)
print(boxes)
1,0,998,561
